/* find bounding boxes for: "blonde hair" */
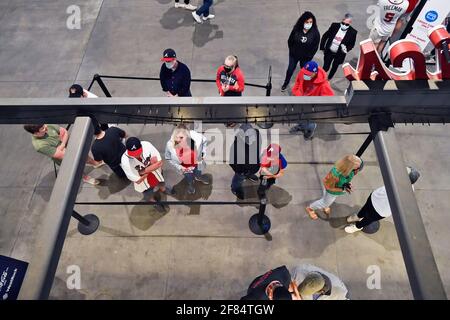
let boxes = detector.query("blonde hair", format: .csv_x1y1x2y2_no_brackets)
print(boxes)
225,55,238,67
170,123,191,147
335,155,361,176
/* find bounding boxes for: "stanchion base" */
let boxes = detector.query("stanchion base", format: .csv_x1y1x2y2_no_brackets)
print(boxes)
249,214,271,235
77,214,100,235
256,123,274,129
362,221,380,234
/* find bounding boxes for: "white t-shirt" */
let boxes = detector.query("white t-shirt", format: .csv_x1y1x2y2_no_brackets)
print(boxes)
330,28,347,53
371,185,416,217
374,0,409,37
84,90,98,98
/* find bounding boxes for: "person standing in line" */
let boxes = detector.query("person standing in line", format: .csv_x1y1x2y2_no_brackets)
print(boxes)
91,123,128,179
192,0,215,24
291,264,349,300
306,155,363,220
345,166,420,233
121,137,173,211
216,55,245,97
165,124,209,195
160,48,192,97
174,0,197,11
320,13,357,80
24,124,103,185
69,84,109,131
281,11,320,92
258,144,287,196
229,124,261,199
241,266,294,300
289,61,334,139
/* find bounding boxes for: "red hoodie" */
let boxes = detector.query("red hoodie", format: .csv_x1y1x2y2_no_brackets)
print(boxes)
292,67,335,97
216,66,245,96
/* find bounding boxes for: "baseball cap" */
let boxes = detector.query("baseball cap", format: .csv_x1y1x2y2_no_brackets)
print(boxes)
69,84,84,98
303,61,319,76
161,48,176,62
267,143,281,156
126,137,143,157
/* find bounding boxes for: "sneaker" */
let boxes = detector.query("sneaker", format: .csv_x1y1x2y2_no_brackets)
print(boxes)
192,11,202,23
289,124,303,134
153,203,167,213
281,84,288,92
345,224,363,234
195,175,210,185
184,4,197,10
303,123,317,140
92,161,105,169
202,14,215,20
232,189,245,200
163,186,176,196
83,176,100,185
174,3,186,8
346,213,362,223
248,174,259,182
187,183,196,194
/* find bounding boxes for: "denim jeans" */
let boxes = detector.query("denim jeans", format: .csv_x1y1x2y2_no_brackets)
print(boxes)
231,173,246,193
196,0,213,16
184,168,202,186
283,54,312,86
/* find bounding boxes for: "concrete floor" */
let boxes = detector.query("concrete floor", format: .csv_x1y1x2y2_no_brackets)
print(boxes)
0,0,449,300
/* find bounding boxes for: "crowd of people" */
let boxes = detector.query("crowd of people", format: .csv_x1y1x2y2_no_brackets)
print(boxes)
21,0,430,300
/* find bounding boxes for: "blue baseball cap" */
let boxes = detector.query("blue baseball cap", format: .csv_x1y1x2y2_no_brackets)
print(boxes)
303,61,319,75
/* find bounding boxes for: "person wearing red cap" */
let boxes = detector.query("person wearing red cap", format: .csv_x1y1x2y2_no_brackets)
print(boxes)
121,137,173,210
290,60,334,139
258,144,287,194
160,48,192,97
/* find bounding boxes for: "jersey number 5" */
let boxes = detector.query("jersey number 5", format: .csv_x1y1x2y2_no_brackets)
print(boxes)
383,12,395,23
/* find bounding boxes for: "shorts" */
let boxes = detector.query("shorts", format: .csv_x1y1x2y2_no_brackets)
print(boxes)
369,27,389,44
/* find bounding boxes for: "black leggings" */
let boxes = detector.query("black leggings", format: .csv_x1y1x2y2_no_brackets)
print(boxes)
355,194,384,229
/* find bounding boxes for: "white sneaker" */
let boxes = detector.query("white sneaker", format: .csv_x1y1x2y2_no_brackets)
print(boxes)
346,213,362,223
192,11,202,23
83,176,100,185
345,224,363,234
202,14,215,21
184,4,197,11
175,3,186,8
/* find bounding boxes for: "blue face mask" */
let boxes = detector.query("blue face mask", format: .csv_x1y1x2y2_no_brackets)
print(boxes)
165,61,175,69
303,74,313,81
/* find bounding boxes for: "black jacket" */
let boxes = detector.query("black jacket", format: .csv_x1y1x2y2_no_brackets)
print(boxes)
288,27,320,59
229,127,261,176
320,23,357,61
159,61,192,97
241,266,292,300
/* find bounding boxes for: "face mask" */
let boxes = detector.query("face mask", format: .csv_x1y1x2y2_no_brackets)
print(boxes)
223,65,233,73
303,74,312,81
165,61,175,69
341,23,350,31
304,23,313,30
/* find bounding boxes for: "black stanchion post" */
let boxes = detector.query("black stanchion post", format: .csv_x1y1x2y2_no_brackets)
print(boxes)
94,74,112,97
356,133,373,157
71,210,100,236
266,65,272,97
249,178,271,235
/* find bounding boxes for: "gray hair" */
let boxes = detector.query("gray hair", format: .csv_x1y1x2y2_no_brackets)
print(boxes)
344,13,353,20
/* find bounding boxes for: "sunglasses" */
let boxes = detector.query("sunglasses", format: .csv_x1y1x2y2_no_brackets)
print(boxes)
342,22,350,26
